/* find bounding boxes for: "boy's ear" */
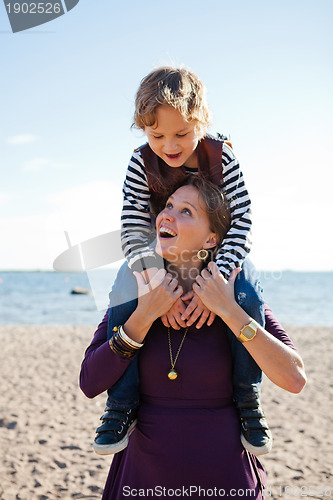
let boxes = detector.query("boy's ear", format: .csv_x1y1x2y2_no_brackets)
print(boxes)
203,233,217,250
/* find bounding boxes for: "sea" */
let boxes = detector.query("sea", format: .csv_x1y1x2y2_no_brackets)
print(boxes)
0,269,332,326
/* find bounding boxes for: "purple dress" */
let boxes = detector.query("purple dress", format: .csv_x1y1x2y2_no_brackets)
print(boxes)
80,306,295,499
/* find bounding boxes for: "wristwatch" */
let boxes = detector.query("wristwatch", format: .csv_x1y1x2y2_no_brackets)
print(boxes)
238,319,259,343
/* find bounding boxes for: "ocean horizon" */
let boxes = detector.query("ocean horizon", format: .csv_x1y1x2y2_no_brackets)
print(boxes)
0,269,332,327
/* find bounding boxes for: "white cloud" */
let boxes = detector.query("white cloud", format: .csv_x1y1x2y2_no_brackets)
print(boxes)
0,213,55,270
0,193,18,205
45,180,123,245
0,181,123,270
21,158,74,172
49,161,74,170
6,134,39,145
22,157,50,171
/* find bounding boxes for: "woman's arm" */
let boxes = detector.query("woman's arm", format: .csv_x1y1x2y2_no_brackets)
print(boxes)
80,270,183,398
194,263,307,394
79,310,135,399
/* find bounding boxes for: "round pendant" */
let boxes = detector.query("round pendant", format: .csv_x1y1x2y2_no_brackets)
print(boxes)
168,369,178,380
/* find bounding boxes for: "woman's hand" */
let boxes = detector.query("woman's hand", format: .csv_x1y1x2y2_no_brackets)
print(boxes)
180,291,216,329
134,269,183,322
123,270,183,344
139,266,159,286
193,262,242,321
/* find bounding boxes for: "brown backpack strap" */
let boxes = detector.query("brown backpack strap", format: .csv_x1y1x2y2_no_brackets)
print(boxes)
196,135,224,187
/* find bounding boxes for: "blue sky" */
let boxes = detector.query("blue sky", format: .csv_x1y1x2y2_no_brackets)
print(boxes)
1,0,332,270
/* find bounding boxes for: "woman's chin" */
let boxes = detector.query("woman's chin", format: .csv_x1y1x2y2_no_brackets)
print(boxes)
155,246,163,258
155,243,178,264
156,248,173,261
156,241,173,256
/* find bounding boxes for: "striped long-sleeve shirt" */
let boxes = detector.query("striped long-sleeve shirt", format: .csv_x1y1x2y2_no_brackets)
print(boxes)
121,142,252,278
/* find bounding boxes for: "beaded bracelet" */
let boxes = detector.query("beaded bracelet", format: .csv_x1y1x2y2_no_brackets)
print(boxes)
109,326,143,359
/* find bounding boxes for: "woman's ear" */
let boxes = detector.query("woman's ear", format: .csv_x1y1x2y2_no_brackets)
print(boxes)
203,233,217,250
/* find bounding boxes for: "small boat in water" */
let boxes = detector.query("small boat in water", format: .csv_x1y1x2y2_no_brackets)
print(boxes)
70,287,91,295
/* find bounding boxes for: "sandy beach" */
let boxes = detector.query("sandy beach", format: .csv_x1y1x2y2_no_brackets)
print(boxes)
0,324,331,500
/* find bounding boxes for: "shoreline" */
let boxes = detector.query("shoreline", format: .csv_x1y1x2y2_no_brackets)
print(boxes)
0,325,331,499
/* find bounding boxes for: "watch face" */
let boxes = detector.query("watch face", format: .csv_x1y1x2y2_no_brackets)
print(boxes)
239,322,257,342
243,326,255,340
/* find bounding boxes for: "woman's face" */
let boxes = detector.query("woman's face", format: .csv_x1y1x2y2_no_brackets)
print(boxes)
155,185,217,266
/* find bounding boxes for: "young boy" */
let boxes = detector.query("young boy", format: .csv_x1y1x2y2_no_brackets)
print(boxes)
93,67,271,456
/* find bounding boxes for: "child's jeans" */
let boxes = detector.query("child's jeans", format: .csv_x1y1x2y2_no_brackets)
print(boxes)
105,259,265,410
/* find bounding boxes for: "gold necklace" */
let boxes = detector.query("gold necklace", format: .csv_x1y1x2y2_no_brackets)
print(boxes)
167,327,189,380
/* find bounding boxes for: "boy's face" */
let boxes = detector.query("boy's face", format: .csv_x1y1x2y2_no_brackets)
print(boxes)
145,105,200,169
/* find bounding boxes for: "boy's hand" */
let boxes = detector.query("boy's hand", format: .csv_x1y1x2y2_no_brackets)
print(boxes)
161,297,187,330
181,291,216,329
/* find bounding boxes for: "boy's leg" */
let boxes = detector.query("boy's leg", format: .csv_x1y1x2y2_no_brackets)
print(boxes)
227,258,272,455
93,359,139,455
93,261,139,455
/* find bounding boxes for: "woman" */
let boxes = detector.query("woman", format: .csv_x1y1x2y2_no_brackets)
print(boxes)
80,176,306,499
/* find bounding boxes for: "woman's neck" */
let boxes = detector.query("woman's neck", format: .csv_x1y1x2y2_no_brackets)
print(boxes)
166,260,202,294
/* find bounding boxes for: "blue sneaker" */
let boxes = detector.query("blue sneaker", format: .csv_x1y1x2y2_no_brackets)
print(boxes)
238,402,272,455
93,407,137,455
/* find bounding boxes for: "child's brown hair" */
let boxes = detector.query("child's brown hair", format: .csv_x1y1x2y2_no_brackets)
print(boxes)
133,67,211,138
